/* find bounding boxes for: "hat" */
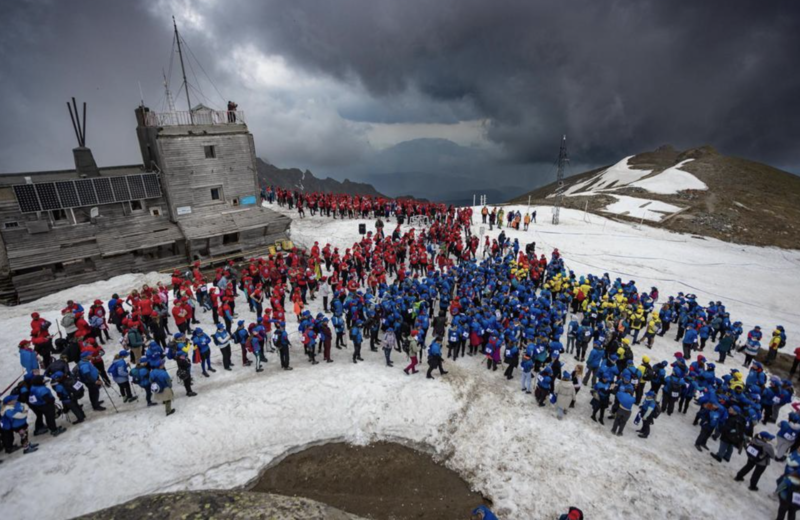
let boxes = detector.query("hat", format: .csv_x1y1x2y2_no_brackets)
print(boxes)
119,350,129,357
94,299,102,305
31,312,40,319
758,431,775,440
173,333,183,339
645,391,655,398
51,371,64,379
18,339,31,347
217,323,225,329
562,370,571,379
237,320,246,326
80,351,91,358
2,395,18,404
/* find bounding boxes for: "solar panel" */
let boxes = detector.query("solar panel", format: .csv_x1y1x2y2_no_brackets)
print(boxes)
110,176,130,202
14,185,41,213
94,178,114,204
127,175,146,200
75,179,98,206
56,181,80,208
143,174,161,198
35,183,61,210
14,174,163,213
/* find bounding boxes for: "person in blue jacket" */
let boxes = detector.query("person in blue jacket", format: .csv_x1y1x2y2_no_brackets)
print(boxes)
77,351,105,411
535,367,553,407
130,359,157,407
149,362,175,416
1,394,39,454
426,339,448,379
108,350,138,403
520,354,534,394
351,321,364,363
28,375,66,436
192,328,214,377
471,505,498,520
213,323,233,371
51,371,86,423
611,388,636,436
582,341,604,387
682,326,699,359
18,340,39,375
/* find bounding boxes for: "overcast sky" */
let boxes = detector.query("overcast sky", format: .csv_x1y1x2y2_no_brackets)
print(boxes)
1,0,798,190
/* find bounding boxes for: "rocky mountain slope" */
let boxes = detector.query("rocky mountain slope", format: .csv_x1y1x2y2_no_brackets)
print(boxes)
511,145,800,248
256,159,383,197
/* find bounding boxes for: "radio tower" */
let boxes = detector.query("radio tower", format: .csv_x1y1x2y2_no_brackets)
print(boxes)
551,134,569,225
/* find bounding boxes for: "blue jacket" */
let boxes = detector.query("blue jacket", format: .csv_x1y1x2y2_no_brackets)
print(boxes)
78,360,100,384
130,366,151,388
28,384,55,407
683,328,699,344
521,358,534,373
194,333,212,353
150,368,172,392
616,390,636,411
19,348,38,374
351,326,363,344
108,359,130,384
428,342,442,357
1,401,29,430
586,348,604,370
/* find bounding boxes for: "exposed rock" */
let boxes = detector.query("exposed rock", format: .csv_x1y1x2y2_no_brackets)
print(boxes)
72,490,365,520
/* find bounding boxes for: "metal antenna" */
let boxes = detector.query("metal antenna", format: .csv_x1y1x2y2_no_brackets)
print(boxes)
173,16,193,124
551,134,569,225
67,97,86,147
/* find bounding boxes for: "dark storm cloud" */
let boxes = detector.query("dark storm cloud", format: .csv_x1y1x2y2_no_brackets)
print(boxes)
1,0,798,176
203,0,800,169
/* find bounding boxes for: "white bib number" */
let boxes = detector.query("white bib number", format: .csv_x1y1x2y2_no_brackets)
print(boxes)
28,395,39,405
746,446,759,457
793,492,800,506
72,381,84,391
671,391,679,398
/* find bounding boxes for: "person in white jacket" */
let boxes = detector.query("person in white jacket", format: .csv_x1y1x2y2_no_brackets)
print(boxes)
554,371,577,420
319,277,332,313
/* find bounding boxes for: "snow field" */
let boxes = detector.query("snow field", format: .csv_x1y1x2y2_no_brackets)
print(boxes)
0,203,797,519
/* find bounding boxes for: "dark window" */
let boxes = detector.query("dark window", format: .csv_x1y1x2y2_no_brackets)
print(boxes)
130,200,143,211
204,145,216,159
223,232,239,245
210,188,221,201
52,209,68,223
3,221,19,229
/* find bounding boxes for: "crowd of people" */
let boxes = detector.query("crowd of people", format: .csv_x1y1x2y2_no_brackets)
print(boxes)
2,189,798,519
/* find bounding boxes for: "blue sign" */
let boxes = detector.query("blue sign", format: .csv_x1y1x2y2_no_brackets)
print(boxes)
241,195,256,206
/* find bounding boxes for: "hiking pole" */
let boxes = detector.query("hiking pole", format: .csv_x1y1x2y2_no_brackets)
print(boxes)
101,384,119,413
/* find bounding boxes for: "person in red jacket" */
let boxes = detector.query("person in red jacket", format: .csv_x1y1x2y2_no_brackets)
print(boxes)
172,299,190,334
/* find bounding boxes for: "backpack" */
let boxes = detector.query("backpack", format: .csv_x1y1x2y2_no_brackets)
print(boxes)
650,403,662,420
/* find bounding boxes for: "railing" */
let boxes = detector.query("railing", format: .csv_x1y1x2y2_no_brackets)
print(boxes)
145,110,246,127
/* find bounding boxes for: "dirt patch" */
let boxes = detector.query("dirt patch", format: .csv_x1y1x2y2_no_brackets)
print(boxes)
251,442,489,520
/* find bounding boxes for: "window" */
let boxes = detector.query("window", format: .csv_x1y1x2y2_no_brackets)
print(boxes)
150,207,162,217
232,197,240,207
204,145,216,159
130,200,143,211
210,188,221,201
3,221,19,229
51,208,72,225
223,232,239,245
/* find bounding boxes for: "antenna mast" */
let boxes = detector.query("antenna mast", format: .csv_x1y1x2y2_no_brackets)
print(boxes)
551,134,569,225
163,69,176,113
173,16,193,124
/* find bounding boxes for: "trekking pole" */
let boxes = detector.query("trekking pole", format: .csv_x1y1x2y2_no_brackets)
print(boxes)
101,384,119,413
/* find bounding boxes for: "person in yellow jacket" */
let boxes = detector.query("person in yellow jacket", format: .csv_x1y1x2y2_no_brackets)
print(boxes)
644,316,661,349
765,328,784,365
497,208,505,228
523,213,531,231
630,310,646,345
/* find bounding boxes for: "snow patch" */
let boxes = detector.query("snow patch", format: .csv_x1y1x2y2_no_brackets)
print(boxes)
629,159,707,194
602,195,684,222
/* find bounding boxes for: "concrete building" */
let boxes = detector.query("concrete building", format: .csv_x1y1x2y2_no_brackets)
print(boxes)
0,105,290,303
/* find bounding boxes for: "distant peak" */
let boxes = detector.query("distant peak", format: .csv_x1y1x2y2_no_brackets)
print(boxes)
678,145,720,162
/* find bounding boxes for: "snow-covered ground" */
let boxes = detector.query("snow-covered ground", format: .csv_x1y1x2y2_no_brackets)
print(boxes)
0,203,798,520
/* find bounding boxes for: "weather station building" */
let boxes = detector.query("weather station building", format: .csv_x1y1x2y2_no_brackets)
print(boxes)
0,101,290,304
